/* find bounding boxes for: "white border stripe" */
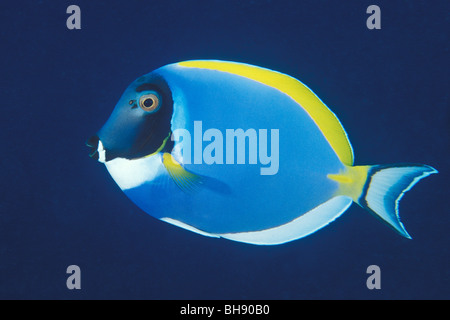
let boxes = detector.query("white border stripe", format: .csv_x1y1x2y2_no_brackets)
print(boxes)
161,196,353,245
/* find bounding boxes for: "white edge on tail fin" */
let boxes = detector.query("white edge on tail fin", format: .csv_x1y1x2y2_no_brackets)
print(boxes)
363,164,438,239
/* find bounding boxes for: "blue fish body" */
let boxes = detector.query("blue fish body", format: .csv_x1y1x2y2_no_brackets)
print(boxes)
88,60,437,245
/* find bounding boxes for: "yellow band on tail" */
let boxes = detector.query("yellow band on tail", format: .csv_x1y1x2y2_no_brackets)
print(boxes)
328,165,370,203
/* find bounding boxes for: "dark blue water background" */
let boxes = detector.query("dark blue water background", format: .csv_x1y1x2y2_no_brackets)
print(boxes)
0,0,448,299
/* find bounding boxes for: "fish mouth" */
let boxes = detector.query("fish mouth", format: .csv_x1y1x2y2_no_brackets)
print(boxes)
86,135,106,163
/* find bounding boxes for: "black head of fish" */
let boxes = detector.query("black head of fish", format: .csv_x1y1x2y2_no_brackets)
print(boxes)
87,74,173,162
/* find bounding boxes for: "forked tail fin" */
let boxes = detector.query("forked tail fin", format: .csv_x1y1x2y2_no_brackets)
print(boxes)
356,164,437,238
329,163,437,238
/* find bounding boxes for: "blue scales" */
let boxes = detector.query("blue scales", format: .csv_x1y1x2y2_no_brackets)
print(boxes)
87,60,437,245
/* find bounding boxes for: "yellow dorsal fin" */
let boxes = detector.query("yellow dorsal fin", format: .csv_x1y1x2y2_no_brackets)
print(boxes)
178,60,354,165
162,153,203,193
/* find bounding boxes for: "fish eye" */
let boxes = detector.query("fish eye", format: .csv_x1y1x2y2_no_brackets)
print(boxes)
139,92,160,113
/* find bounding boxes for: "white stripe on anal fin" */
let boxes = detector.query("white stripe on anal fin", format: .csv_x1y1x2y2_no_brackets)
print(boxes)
161,217,220,238
161,196,353,245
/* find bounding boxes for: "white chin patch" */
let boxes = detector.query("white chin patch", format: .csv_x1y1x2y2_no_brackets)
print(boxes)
104,154,165,190
97,140,106,163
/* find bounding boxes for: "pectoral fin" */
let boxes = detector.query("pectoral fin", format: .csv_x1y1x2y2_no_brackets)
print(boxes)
162,153,204,193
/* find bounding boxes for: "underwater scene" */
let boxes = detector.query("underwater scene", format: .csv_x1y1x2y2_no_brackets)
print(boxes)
0,0,448,300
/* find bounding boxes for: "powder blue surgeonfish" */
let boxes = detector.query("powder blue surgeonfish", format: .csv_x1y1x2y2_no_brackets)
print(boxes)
87,60,437,245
